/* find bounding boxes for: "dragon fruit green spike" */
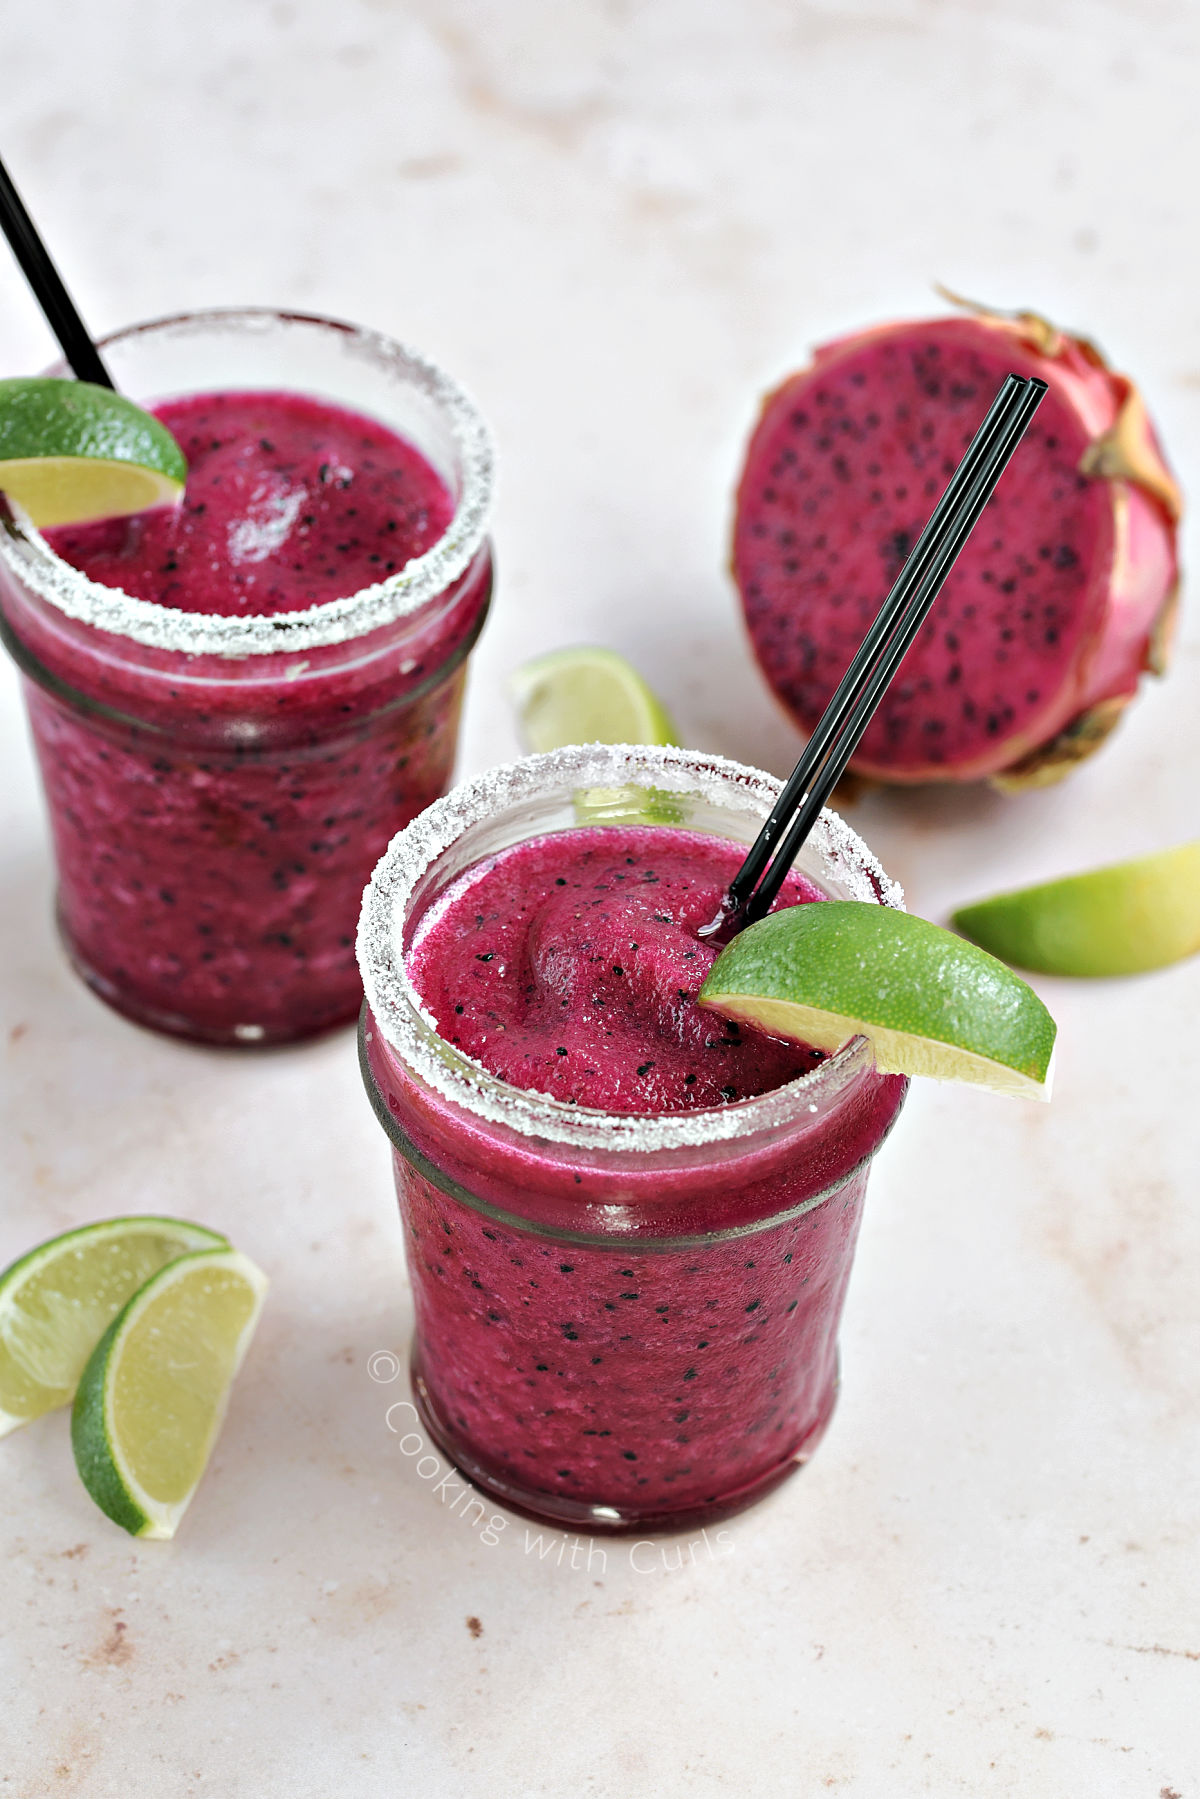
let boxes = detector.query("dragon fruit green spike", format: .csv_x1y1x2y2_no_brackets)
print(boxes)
732,293,1182,790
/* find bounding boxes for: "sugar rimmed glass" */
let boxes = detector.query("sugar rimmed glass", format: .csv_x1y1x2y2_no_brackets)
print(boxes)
0,309,495,1045
357,744,908,1533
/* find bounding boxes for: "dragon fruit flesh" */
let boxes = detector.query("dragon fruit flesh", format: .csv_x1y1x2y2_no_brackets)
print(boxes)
732,299,1182,789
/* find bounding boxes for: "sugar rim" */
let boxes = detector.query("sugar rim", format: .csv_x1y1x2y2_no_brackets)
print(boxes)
0,308,495,658
357,742,904,1153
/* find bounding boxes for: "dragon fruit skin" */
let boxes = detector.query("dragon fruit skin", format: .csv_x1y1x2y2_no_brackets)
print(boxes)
732,305,1182,789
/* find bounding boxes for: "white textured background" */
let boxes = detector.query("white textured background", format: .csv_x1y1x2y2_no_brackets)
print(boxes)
1,2,1198,1794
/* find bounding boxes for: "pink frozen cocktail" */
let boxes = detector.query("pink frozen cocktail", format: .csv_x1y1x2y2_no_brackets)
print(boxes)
358,745,907,1531
0,311,493,1043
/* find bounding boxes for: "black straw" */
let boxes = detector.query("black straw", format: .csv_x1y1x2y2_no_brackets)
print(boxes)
702,372,1047,943
0,154,113,388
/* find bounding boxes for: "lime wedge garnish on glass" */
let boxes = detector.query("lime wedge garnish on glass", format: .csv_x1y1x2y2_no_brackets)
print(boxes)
952,842,1200,976
0,1215,228,1437
0,377,187,528
699,901,1056,1100
510,646,679,752
71,1247,267,1539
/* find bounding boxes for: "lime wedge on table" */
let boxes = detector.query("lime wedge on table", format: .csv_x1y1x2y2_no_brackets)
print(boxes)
71,1248,267,1539
0,377,187,528
953,843,1200,977
510,646,679,752
699,902,1056,1100
0,1215,228,1436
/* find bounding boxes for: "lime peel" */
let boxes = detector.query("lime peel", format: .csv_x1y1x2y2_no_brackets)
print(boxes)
699,901,1056,1101
0,1215,228,1436
952,841,1200,976
70,1247,267,1540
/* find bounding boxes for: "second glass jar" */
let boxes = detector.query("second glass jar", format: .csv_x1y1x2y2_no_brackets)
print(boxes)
0,310,494,1044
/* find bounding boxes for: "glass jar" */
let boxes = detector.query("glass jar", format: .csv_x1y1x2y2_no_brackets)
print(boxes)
0,309,494,1044
358,744,907,1532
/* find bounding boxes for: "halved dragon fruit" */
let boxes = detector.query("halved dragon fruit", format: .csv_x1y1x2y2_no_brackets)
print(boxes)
732,297,1182,789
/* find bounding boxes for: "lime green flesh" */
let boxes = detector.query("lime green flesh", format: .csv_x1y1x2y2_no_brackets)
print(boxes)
510,646,679,753
571,783,687,828
0,1216,228,1434
71,1248,267,1539
700,901,1056,1100
0,457,185,528
0,377,187,527
953,842,1200,977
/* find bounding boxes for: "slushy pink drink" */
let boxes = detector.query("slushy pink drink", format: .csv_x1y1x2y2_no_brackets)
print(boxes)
359,747,907,1531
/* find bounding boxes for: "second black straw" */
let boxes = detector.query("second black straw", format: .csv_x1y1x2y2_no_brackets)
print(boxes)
0,153,113,389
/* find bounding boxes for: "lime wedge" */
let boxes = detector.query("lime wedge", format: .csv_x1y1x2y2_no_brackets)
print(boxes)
71,1248,267,1539
0,377,187,528
0,1216,228,1436
952,842,1200,976
571,783,686,827
510,646,679,752
699,901,1056,1100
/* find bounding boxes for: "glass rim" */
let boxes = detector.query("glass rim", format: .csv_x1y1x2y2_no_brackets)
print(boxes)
356,742,904,1154
0,307,495,659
